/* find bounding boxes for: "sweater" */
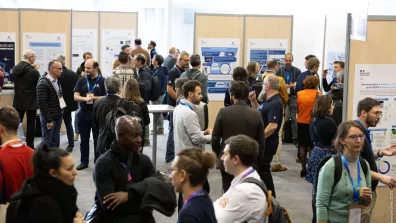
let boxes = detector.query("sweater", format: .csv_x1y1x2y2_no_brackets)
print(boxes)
36,76,63,123
316,157,371,222
297,89,322,124
178,191,217,223
173,99,211,152
0,141,34,203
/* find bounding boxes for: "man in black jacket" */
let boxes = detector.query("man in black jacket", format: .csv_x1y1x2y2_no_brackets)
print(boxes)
151,54,168,134
94,116,155,222
212,81,265,192
12,49,40,149
57,55,78,152
37,60,64,148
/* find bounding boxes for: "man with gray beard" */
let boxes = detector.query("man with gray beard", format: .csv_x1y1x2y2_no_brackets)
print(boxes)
249,75,283,197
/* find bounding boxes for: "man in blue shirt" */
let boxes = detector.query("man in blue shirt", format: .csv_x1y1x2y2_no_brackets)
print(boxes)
295,56,320,93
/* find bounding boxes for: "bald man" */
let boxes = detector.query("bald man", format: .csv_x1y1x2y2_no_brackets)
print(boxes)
93,115,155,222
163,46,177,70
74,59,107,170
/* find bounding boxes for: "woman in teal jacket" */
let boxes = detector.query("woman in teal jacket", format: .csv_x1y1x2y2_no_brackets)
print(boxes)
316,121,372,223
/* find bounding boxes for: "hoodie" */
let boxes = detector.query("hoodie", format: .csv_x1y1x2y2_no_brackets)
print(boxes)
181,68,208,103
153,66,169,95
12,61,40,110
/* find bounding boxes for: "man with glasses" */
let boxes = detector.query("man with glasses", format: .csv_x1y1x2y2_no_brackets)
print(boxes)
356,97,396,222
36,60,64,148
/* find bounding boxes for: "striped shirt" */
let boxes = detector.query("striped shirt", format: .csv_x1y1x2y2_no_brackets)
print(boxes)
276,65,301,95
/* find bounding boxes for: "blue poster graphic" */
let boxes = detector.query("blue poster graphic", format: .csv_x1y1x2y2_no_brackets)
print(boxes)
0,42,15,77
207,80,231,94
201,47,238,75
249,49,286,73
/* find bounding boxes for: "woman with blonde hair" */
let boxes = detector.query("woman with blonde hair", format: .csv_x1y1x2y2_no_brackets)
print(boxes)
121,78,150,148
246,61,260,85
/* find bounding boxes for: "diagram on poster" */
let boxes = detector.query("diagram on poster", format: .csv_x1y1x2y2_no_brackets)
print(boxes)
246,39,287,74
0,32,16,80
198,38,240,75
101,29,135,77
23,33,66,74
72,29,97,72
353,64,396,182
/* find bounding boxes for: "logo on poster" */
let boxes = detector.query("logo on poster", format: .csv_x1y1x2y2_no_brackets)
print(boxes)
360,69,370,76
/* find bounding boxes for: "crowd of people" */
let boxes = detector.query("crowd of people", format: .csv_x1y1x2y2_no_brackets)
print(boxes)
0,37,396,223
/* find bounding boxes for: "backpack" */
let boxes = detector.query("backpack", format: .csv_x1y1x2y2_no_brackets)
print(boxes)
311,154,369,223
103,98,142,150
282,119,293,143
150,76,161,101
242,177,292,223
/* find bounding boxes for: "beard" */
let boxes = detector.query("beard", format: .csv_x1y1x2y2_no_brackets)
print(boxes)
192,97,201,105
258,86,267,102
366,116,378,127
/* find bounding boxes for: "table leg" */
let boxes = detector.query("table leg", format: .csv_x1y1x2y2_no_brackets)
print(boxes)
152,113,159,169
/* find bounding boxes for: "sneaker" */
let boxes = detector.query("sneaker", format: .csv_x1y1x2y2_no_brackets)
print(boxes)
74,133,79,141
66,145,74,153
272,164,287,172
76,163,88,170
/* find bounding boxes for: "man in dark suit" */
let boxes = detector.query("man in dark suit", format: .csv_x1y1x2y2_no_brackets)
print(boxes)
212,81,265,192
57,55,78,152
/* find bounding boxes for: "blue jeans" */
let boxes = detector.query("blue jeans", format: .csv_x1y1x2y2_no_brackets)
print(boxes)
40,115,62,148
78,111,99,165
165,113,174,163
63,110,74,147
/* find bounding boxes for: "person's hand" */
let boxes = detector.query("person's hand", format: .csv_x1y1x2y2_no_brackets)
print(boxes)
359,187,372,200
381,145,396,156
219,196,228,208
248,91,256,101
204,129,212,135
380,175,396,189
81,71,87,77
103,192,129,210
85,95,94,102
73,212,85,223
46,122,54,129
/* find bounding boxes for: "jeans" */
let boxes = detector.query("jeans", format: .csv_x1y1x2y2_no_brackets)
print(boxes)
151,95,164,130
63,110,74,147
258,143,277,198
162,93,168,117
40,114,62,148
165,113,175,163
17,110,36,149
78,111,99,165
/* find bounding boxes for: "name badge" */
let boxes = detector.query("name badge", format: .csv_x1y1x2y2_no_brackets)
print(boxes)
348,205,363,223
87,93,94,104
59,97,67,109
287,88,290,94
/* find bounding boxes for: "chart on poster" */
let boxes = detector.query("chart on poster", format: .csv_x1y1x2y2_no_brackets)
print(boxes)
0,32,16,77
353,64,396,180
23,32,66,74
246,39,287,73
101,29,135,77
72,29,97,71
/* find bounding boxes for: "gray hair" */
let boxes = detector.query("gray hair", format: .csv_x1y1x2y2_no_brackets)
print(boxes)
23,49,35,60
257,75,280,101
178,51,190,61
104,77,121,95
307,57,320,70
56,55,66,66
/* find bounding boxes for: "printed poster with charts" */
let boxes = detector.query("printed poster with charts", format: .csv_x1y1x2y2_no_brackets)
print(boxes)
246,39,287,74
23,33,66,74
72,29,98,72
353,64,396,183
0,32,16,76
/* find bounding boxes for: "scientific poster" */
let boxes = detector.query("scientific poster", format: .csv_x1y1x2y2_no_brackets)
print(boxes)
0,32,16,77
353,64,396,181
207,77,231,101
23,33,66,74
101,29,135,77
246,39,287,73
72,29,97,72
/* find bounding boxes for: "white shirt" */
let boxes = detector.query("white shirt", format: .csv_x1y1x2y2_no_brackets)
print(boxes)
213,167,268,223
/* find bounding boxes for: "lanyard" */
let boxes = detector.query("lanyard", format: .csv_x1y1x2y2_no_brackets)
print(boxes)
341,155,361,202
51,80,62,97
86,75,101,93
184,189,206,205
180,102,194,111
175,66,182,76
120,162,132,182
257,101,267,110
239,168,255,183
0,139,23,148
355,119,374,157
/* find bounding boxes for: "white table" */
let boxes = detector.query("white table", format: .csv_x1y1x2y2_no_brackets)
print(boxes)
148,105,175,168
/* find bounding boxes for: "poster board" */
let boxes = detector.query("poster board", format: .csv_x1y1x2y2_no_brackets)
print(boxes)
20,9,71,70
71,11,99,72
0,9,19,70
99,11,138,77
194,13,244,128
345,15,396,222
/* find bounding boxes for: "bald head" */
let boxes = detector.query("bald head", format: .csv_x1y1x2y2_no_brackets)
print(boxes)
266,58,278,70
115,116,142,152
169,46,176,55
84,59,98,77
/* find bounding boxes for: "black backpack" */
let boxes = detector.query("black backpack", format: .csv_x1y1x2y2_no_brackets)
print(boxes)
242,177,292,223
311,154,369,223
150,75,161,101
282,119,293,143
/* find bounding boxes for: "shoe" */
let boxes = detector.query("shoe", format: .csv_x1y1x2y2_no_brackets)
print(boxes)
76,164,88,170
144,140,150,147
66,145,74,153
151,129,164,135
272,164,287,172
296,156,301,163
300,170,306,178
74,133,79,141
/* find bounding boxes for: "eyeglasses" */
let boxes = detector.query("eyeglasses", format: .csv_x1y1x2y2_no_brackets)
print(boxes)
371,111,383,117
348,134,365,142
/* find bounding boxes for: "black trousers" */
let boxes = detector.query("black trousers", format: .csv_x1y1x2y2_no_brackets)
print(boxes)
220,170,234,193
177,180,210,213
17,110,36,149
258,143,277,198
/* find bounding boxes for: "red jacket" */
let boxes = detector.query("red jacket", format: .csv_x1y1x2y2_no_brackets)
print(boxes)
0,141,34,203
